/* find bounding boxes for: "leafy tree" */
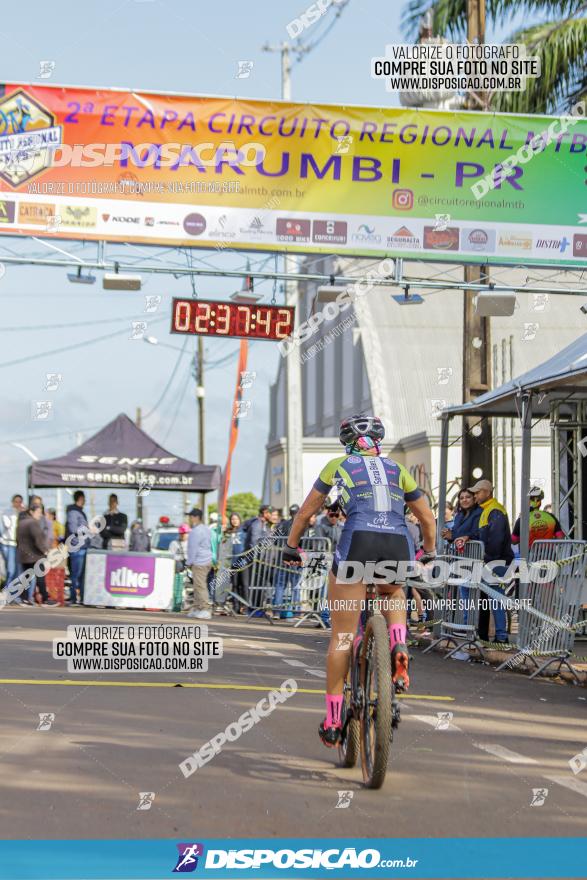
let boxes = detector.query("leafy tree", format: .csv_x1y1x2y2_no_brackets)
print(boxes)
402,0,587,112
208,491,261,521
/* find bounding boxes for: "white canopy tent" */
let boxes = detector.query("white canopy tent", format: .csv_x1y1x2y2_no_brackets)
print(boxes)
436,333,587,555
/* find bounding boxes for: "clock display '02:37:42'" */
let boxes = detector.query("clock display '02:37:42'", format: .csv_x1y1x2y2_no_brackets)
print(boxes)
170,298,295,341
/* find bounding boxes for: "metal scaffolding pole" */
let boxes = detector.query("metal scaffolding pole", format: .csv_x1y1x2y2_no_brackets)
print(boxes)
519,392,533,559
0,248,586,295
436,415,451,549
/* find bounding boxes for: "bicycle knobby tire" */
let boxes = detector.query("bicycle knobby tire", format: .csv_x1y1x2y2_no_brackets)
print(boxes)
359,613,393,788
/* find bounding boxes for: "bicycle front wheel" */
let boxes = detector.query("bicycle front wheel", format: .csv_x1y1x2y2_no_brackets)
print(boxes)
359,613,392,789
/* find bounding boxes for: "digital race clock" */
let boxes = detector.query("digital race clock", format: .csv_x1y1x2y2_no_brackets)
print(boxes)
170,298,295,341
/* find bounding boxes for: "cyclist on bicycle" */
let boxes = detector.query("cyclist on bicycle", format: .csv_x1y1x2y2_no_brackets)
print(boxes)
511,486,565,548
283,414,437,748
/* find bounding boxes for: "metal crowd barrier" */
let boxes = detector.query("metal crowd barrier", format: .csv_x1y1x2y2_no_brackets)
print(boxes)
219,535,332,625
422,540,486,659
294,540,332,628
496,540,587,681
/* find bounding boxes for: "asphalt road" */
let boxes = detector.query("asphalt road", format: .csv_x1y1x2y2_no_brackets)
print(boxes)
0,605,586,840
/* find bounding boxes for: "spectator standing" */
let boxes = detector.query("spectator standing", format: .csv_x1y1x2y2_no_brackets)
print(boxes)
402,507,429,632
16,503,56,605
443,488,481,549
168,523,190,611
208,512,221,563
129,520,150,552
207,512,223,601
245,505,274,551
315,504,343,553
314,505,344,628
65,490,89,605
46,508,66,605
274,504,299,539
405,509,422,551
1,494,24,587
444,502,455,531
30,495,52,550
186,508,213,620
241,505,274,616
46,509,65,544
306,513,318,537
469,479,513,644
272,504,302,618
169,523,190,568
222,512,248,613
102,494,128,550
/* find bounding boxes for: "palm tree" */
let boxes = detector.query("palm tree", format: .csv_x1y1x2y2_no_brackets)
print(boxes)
402,0,587,113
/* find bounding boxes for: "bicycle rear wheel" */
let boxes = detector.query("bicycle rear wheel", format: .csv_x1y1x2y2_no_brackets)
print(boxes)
338,656,360,768
359,613,393,789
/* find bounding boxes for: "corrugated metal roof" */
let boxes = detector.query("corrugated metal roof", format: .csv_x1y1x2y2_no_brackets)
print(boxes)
445,331,587,417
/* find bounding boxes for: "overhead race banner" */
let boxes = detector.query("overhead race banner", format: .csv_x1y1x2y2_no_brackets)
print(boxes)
0,82,586,266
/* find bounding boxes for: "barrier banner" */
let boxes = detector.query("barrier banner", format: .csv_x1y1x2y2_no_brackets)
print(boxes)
83,550,175,609
0,82,586,265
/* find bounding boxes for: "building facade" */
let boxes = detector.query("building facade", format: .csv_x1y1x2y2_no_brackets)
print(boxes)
263,254,580,520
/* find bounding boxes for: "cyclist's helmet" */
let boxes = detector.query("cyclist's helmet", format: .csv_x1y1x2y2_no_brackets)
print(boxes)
289,504,300,516
529,486,544,506
339,414,385,448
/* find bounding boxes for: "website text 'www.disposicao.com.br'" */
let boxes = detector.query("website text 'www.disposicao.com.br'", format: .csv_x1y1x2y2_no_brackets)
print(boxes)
59,471,195,486
199,847,419,871
67,657,205,672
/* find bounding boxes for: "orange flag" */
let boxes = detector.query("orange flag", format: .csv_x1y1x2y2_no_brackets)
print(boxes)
219,339,248,524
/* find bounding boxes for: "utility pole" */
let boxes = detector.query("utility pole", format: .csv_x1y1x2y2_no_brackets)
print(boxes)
195,339,206,512
262,40,303,508
262,41,292,100
135,406,143,522
461,0,493,487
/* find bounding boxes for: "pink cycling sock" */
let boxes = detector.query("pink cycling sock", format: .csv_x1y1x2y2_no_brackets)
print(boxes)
325,694,343,728
389,623,407,651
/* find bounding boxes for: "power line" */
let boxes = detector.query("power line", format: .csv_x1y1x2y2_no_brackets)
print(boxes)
206,340,261,370
0,424,103,447
293,0,351,61
161,363,194,445
0,316,167,370
142,337,191,420
0,313,159,332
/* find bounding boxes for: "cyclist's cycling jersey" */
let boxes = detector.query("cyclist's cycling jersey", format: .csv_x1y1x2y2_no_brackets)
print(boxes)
314,452,422,570
512,509,564,548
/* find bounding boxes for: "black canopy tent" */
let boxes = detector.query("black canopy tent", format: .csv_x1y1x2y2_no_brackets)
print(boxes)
29,413,221,494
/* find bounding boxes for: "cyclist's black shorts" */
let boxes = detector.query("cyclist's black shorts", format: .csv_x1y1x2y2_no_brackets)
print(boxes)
332,530,414,584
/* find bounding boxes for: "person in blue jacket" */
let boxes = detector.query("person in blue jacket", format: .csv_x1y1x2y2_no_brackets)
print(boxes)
442,488,481,547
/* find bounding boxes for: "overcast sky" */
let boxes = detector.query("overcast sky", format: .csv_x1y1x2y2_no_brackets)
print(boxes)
0,0,526,522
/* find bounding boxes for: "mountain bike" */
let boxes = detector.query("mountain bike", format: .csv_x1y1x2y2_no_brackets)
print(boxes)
338,585,401,789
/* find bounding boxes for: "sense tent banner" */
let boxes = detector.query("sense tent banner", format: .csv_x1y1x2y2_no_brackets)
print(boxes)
29,413,221,492
0,81,586,266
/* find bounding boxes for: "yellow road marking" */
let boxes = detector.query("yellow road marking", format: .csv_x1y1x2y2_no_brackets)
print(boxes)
0,678,454,699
